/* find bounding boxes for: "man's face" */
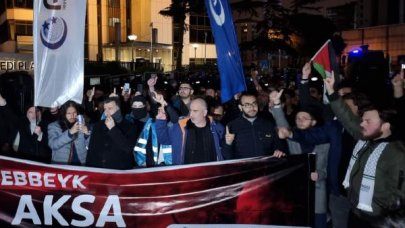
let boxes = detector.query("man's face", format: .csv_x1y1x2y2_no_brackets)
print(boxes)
206,89,215,98
211,106,224,121
66,106,78,124
295,111,315,130
189,101,207,126
309,87,321,100
239,96,258,118
178,83,193,99
104,101,119,117
360,110,383,140
338,87,352,96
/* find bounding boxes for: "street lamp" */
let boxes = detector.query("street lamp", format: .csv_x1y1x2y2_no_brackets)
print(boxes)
128,34,137,71
192,43,199,64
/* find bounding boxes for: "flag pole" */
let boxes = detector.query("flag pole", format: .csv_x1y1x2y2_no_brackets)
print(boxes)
310,39,331,62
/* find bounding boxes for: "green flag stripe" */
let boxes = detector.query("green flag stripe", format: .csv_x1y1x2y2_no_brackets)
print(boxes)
313,62,327,79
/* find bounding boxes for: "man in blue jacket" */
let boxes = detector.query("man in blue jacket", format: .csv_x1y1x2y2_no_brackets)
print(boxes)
155,98,224,165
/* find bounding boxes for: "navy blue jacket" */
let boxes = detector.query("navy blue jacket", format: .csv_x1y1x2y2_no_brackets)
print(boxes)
292,120,354,195
222,115,285,159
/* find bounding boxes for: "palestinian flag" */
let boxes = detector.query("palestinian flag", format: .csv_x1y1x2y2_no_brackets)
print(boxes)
311,39,338,79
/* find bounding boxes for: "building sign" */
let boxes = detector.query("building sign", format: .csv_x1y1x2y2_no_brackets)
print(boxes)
0,53,34,73
0,60,34,72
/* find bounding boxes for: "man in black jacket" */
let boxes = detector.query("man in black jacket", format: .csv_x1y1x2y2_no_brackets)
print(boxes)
222,93,286,159
86,97,139,169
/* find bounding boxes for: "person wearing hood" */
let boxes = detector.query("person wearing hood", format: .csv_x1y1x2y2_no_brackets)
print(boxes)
86,97,139,170
13,105,52,163
128,93,178,167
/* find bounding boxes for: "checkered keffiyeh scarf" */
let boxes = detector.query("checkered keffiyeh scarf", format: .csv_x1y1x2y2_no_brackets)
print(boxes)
342,140,388,212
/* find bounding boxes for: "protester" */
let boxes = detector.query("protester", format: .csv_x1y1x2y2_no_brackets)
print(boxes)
129,92,178,167
83,86,105,125
86,97,139,169
0,93,18,155
210,102,225,124
156,98,224,165
391,71,405,142
222,92,286,160
324,73,405,227
171,82,194,116
48,101,90,165
41,106,60,124
300,62,334,122
272,89,329,228
12,105,52,163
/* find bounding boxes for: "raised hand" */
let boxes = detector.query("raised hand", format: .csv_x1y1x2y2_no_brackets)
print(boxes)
86,87,95,102
109,88,118,97
151,91,167,107
392,71,404,87
33,126,42,136
310,171,319,181
147,75,158,92
80,124,91,135
277,127,291,139
302,62,311,79
225,126,235,145
121,89,131,102
105,116,115,130
69,122,80,135
269,89,284,107
392,70,404,98
0,93,6,106
323,71,335,95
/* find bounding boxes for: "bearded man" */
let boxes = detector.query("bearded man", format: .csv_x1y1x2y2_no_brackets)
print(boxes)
325,75,405,227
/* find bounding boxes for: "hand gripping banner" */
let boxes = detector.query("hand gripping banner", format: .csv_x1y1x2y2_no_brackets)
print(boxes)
0,154,313,227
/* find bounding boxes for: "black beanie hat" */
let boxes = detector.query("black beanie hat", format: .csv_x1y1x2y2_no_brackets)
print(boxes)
131,95,146,105
298,105,323,124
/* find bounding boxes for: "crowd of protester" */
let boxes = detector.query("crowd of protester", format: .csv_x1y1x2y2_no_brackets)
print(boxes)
0,63,404,228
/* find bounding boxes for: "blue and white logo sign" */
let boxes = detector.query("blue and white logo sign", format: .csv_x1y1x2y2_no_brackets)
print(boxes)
208,0,225,26
40,16,67,50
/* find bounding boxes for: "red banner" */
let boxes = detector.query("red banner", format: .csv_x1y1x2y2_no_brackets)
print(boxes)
0,154,313,227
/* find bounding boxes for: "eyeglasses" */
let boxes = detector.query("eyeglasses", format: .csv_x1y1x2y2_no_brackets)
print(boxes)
241,102,258,108
179,87,192,91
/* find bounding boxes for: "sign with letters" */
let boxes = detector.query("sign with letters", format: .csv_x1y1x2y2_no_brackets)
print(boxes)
0,155,313,227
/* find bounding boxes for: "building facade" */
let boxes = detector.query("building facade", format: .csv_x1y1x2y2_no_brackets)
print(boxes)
0,0,218,73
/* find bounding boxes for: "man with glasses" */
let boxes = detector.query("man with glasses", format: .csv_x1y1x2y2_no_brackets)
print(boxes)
171,82,194,116
222,93,286,160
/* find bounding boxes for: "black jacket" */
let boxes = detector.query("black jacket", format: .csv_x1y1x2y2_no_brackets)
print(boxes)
222,115,286,159
86,119,139,170
17,118,51,163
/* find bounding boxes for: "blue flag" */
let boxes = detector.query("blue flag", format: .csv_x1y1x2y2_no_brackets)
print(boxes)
205,0,247,103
